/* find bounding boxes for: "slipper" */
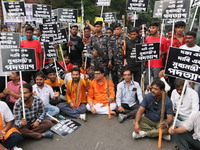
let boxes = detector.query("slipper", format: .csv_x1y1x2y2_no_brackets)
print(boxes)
43,130,53,138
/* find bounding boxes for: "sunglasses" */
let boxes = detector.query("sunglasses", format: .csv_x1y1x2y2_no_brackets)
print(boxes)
154,101,158,111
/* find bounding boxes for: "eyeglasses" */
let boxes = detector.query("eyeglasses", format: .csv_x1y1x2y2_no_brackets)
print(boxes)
154,101,158,111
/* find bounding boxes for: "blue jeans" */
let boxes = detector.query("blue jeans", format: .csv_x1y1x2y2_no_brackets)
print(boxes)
45,104,60,119
58,102,87,118
1,132,23,149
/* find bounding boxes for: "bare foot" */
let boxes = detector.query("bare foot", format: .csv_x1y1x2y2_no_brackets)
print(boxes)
110,111,116,116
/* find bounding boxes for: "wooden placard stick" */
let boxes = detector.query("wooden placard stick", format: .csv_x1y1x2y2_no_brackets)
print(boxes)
107,72,111,120
19,71,26,118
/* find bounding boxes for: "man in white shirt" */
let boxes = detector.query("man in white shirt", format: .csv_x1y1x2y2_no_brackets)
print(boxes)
116,68,143,123
32,72,60,119
179,31,200,52
0,101,23,150
64,63,84,84
169,111,200,150
171,78,199,127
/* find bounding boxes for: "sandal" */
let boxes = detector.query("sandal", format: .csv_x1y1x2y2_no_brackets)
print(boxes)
43,130,53,138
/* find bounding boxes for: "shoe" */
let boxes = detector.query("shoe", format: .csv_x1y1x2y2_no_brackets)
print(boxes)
132,130,147,139
162,134,171,141
13,146,23,150
118,114,126,123
79,113,87,122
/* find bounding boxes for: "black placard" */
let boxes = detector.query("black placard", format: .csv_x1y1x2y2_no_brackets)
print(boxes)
96,0,111,6
32,4,52,19
1,48,36,72
191,0,200,8
3,1,26,17
153,1,163,18
57,8,78,23
165,47,200,83
0,32,20,49
43,42,57,58
54,28,68,45
126,0,148,12
41,61,65,77
51,119,81,138
135,43,160,62
162,0,190,20
103,12,116,23
43,16,57,25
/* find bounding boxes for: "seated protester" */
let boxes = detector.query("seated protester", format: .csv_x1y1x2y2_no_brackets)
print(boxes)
86,67,117,115
116,68,143,123
13,83,53,139
64,63,84,84
133,80,173,140
45,68,66,105
0,101,23,150
59,54,73,73
171,78,199,127
80,59,90,75
32,72,60,120
0,72,26,110
169,111,200,150
58,68,90,121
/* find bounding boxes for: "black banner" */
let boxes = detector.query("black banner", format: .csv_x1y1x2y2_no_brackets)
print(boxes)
43,42,57,58
165,47,200,83
1,48,36,72
41,61,65,77
43,16,57,25
32,4,52,19
135,43,160,62
51,119,81,138
153,1,163,18
3,1,26,17
103,12,116,23
96,0,111,6
126,0,148,12
0,32,20,49
191,0,200,8
162,0,190,19
54,28,68,45
57,8,78,23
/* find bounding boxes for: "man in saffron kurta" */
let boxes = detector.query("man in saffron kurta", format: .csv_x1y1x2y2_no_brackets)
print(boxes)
58,68,90,121
86,67,117,115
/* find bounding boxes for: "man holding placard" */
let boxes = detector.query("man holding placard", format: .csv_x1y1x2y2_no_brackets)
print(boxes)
20,26,43,83
144,22,168,87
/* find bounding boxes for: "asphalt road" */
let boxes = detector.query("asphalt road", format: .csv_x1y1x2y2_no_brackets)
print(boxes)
20,114,176,150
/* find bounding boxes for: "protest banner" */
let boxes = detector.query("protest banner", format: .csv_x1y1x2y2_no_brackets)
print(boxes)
135,43,160,62
0,32,20,49
96,0,111,6
41,61,65,78
51,119,81,138
3,1,26,17
126,0,149,12
32,4,52,19
162,0,190,20
1,48,36,72
165,47,200,83
191,0,200,8
43,42,57,59
103,12,116,23
153,1,163,18
54,28,68,45
57,8,78,23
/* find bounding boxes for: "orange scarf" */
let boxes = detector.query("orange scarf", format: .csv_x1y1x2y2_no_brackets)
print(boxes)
0,113,20,141
69,80,83,108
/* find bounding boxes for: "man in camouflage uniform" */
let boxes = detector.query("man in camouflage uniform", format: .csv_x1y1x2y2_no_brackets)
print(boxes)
108,23,125,87
88,21,109,79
